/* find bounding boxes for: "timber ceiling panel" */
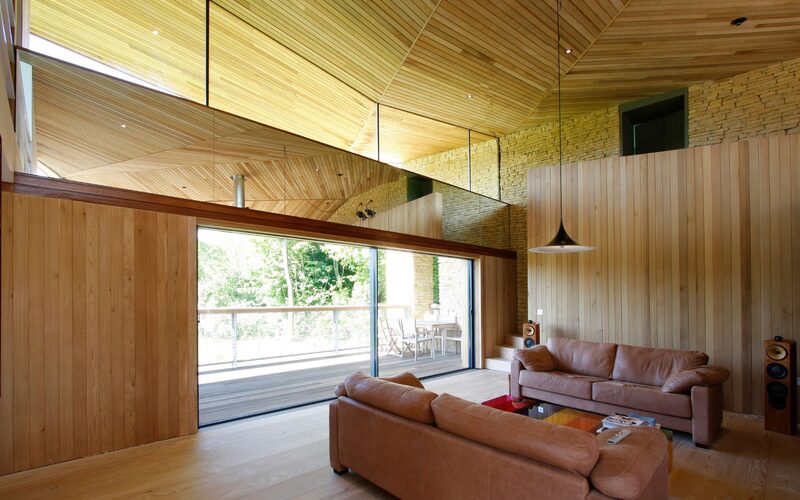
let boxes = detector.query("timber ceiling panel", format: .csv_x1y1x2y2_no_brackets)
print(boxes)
350,106,470,166
27,52,224,176
520,0,800,127
25,51,407,221
29,0,206,102
210,0,437,100
27,0,800,164
208,4,377,151
378,0,627,135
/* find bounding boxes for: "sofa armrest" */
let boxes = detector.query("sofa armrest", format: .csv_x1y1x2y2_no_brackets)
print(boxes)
591,428,668,500
329,400,347,474
510,358,523,401
662,365,730,393
691,384,723,447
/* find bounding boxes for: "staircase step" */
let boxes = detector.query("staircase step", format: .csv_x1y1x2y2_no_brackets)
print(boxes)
485,357,510,372
505,334,525,349
496,345,517,360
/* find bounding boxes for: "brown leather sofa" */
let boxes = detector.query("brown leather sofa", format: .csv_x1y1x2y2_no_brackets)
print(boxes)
330,372,668,500
511,337,730,447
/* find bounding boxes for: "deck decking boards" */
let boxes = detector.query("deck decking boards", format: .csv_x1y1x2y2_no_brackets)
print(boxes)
199,353,465,425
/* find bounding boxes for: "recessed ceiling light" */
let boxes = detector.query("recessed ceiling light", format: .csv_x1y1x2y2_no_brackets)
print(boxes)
565,48,572,54
730,17,747,26
466,94,474,99
119,124,128,128
152,29,159,35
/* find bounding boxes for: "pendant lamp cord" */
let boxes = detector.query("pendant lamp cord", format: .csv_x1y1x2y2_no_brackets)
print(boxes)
556,0,563,221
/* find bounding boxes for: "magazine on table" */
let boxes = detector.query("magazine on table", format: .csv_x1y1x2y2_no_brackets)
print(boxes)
601,413,659,429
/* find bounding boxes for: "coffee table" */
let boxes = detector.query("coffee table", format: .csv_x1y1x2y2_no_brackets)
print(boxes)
525,401,674,471
481,394,538,414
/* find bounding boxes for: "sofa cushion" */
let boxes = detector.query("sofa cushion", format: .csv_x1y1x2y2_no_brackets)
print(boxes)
591,428,667,500
344,372,437,424
519,370,606,400
661,365,730,393
592,381,691,418
335,371,424,397
611,345,709,387
431,393,599,477
513,345,555,371
546,337,618,378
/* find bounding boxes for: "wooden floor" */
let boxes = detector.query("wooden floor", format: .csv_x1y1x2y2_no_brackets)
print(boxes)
1,370,799,499
199,353,465,425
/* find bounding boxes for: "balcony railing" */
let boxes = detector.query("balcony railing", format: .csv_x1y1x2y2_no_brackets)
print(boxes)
198,304,410,369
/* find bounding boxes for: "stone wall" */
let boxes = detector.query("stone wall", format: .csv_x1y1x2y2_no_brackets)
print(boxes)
413,255,434,318
689,57,800,146
402,56,800,327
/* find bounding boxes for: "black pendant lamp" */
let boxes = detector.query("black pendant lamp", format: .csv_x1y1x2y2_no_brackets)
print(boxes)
530,0,594,254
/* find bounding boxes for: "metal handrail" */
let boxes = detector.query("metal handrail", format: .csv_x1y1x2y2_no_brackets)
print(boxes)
198,304,411,369
198,304,410,315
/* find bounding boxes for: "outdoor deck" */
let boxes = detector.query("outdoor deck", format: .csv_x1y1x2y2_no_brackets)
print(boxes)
199,352,465,425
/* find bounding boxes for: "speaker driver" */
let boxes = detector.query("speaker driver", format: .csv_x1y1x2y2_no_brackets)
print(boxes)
766,344,788,361
524,337,536,348
768,395,787,410
767,381,788,398
766,363,788,379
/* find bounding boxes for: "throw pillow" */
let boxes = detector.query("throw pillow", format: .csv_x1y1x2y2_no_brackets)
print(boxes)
513,345,555,372
334,371,424,397
661,366,730,393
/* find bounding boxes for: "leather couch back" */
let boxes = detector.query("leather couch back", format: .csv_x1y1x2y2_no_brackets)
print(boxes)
336,397,592,499
546,337,618,378
611,345,709,386
431,393,599,476
344,372,437,424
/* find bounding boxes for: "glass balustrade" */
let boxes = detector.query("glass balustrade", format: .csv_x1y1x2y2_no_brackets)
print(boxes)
18,50,511,250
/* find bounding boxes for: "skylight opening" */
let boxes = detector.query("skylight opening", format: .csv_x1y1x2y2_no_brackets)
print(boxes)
29,34,177,96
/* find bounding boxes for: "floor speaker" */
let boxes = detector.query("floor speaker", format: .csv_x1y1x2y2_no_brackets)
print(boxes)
763,336,797,435
522,321,540,348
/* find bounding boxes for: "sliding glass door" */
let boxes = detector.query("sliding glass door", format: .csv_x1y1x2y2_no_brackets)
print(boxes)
197,227,472,426
377,249,472,378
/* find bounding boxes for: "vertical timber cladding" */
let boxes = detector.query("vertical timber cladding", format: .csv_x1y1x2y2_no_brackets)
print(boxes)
0,192,198,475
528,133,800,416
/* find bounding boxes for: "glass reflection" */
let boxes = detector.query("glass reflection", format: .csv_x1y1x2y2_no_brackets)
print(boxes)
19,50,510,250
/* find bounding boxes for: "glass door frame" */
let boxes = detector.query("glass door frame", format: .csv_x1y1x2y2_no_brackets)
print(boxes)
196,225,476,427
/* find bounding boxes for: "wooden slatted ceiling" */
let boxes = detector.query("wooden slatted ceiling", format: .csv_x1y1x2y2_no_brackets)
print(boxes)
211,0,437,100
28,53,233,176
62,155,403,220
29,0,206,102
380,0,625,135
26,51,402,220
521,0,800,126
208,4,377,151
350,106,470,165
29,0,800,143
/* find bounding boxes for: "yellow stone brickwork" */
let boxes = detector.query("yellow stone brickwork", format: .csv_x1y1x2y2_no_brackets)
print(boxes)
689,57,800,146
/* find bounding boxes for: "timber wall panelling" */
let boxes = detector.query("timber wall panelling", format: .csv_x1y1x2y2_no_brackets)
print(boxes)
477,255,517,368
0,192,198,475
528,133,800,416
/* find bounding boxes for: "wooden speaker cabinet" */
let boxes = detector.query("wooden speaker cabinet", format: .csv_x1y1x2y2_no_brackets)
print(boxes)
522,321,541,348
763,337,797,435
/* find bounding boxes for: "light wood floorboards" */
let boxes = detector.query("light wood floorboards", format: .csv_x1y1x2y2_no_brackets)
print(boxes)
0,370,798,499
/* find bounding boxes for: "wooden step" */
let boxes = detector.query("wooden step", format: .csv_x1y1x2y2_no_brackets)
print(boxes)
485,357,510,372
495,345,517,360
505,334,525,349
